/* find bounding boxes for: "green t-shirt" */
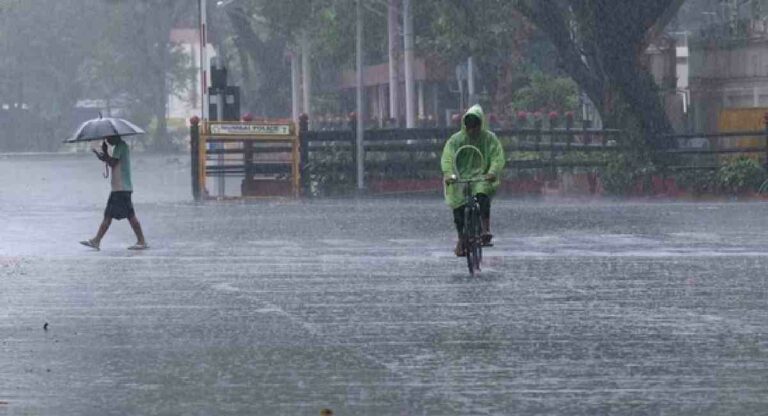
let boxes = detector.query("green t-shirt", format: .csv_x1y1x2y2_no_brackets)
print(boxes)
110,141,133,192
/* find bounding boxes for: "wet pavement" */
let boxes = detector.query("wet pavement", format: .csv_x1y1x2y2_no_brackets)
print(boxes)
1,154,767,415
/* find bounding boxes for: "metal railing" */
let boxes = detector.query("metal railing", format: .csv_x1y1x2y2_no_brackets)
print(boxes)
298,124,623,196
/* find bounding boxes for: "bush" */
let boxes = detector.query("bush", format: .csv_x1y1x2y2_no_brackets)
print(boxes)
304,143,355,196
673,169,718,195
511,71,579,114
600,153,656,196
716,156,766,195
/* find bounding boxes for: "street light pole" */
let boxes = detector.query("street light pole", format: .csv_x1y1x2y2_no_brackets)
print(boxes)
467,56,476,106
291,50,300,125
388,0,399,126
403,0,415,128
301,32,312,130
356,0,365,191
199,0,209,120
215,56,225,198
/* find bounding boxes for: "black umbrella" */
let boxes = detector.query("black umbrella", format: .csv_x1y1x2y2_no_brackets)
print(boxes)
64,114,145,143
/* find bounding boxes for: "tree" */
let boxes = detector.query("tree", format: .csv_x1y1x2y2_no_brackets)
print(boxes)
511,71,578,113
216,0,390,117
215,1,294,117
0,0,195,151
0,0,109,150
102,0,195,151
414,0,538,117
513,0,686,148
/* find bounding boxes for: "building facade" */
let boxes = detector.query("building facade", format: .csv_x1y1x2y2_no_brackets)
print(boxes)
688,20,768,132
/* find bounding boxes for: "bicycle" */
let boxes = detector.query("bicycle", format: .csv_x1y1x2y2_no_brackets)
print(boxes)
448,145,488,276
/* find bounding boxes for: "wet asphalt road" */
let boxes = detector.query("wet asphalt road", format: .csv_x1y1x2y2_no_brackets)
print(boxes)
1,154,767,415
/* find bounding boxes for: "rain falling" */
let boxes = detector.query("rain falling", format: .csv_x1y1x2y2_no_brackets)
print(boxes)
1,1,767,414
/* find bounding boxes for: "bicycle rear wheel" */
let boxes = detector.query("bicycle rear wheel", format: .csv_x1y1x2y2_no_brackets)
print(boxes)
469,205,482,272
463,206,475,275
463,204,482,275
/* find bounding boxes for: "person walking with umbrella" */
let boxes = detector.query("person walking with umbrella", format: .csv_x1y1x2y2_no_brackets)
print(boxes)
65,115,148,250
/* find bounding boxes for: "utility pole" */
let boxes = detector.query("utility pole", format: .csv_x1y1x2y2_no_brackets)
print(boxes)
467,56,476,106
301,32,312,130
403,0,415,128
388,0,400,126
215,57,225,198
356,0,365,190
199,0,208,119
291,50,300,125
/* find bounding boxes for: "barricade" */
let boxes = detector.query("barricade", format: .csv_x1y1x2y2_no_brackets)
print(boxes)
190,117,300,200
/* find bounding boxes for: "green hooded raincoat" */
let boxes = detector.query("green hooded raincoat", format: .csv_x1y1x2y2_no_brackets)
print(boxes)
440,105,505,209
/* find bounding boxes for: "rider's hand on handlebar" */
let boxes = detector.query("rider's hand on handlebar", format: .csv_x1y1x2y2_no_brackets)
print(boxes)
484,173,497,182
444,174,457,185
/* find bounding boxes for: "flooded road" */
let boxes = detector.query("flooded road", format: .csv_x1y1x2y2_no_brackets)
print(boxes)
1,154,767,415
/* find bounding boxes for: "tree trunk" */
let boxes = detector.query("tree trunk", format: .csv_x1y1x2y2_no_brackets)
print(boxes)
602,56,672,148
226,7,291,118
515,0,683,148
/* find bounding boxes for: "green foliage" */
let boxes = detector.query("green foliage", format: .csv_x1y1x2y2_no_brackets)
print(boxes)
557,150,608,174
0,0,105,148
716,156,767,195
0,0,195,151
230,0,389,117
416,1,538,114
514,0,681,148
673,169,718,196
510,71,578,112
417,1,528,62
599,152,656,196
254,0,387,68
304,143,355,196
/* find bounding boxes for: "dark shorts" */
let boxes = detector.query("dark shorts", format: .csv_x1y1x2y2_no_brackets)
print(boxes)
453,193,491,233
105,191,135,220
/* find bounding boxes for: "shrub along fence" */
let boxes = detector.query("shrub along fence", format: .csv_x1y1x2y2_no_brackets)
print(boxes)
658,129,768,170
652,127,768,196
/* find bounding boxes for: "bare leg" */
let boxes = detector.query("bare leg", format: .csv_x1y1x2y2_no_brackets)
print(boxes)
127,215,146,245
93,216,112,245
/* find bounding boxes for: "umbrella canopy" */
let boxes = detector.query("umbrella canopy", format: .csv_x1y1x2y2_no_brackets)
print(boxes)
64,116,145,143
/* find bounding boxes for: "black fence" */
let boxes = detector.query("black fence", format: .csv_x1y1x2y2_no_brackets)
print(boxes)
657,129,768,170
299,125,624,195
191,119,768,198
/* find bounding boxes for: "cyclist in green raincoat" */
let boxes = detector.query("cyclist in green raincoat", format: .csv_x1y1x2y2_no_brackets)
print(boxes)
441,105,505,256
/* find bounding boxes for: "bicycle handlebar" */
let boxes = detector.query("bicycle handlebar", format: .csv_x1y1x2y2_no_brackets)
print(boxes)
452,177,487,184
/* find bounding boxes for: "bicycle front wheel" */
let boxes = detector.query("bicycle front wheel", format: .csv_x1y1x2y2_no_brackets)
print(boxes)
463,204,482,275
463,206,475,275
469,205,482,272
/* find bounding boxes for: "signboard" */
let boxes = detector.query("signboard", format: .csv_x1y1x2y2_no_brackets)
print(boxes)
210,123,292,136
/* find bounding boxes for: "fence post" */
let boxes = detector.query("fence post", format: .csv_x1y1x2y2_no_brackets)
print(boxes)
548,112,557,179
242,113,254,193
299,113,310,196
348,112,359,192
534,113,542,152
565,112,574,151
583,119,592,145
190,116,201,201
